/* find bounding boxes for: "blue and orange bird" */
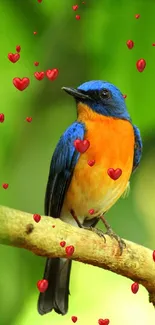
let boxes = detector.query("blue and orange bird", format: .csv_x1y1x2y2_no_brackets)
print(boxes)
38,80,142,316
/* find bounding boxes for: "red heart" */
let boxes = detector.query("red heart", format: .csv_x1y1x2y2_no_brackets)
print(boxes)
126,40,134,49
34,71,45,80
135,14,140,19
88,159,95,166
8,53,20,63
2,183,9,189
107,168,122,180
26,117,32,123
33,31,37,35
131,282,139,294
60,241,66,247
72,5,78,11
74,139,90,153
13,77,30,91
0,113,5,123
76,15,80,20
37,279,48,293
88,209,95,215
136,59,146,72
46,68,59,81
34,61,39,66
16,45,21,53
98,319,109,325
65,245,74,257
71,316,78,323
33,214,41,222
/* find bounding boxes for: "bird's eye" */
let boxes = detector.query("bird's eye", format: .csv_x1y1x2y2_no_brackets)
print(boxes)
100,89,111,99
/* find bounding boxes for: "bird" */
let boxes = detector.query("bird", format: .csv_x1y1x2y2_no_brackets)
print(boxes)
38,80,142,316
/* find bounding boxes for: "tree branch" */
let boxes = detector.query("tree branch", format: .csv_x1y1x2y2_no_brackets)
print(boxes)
0,205,155,306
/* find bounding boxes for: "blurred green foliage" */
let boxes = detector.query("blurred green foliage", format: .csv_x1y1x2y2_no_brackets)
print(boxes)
0,0,155,324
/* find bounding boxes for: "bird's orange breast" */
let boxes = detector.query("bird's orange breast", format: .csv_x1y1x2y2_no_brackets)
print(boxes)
63,104,135,218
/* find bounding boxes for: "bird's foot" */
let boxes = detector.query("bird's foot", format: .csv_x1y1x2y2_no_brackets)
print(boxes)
70,209,106,242
105,227,126,255
82,226,106,243
100,214,126,255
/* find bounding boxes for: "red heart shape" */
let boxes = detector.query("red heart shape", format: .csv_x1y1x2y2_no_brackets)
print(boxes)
13,77,30,91
76,15,80,20
26,117,32,123
131,282,139,294
34,61,39,66
107,168,122,180
136,59,146,72
71,316,78,323
2,183,9,189
135,14,140,19
37,279,48,293
33,214,41,223
0,113,5,123
74,139,90,153
65,245,74,257
72,5,78,11
8,53,20,63
60,241,66,247
88,159,95,166
16,45,21,53
34,71,45,80
88,209,95,215
126,40,134,49
46,68,59,81
98,319,109,325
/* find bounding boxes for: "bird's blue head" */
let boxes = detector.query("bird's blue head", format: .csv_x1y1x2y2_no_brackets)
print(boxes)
62,80,131,121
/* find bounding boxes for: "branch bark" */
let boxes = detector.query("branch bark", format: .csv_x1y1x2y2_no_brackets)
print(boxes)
0,205,155,306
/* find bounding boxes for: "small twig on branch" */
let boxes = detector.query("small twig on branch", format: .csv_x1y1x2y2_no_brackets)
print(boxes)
0,205,155,306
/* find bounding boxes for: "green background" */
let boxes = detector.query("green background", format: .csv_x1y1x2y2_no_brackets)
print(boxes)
0,0,155,324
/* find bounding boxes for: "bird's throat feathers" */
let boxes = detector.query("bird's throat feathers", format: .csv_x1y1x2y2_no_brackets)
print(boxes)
77,102,107,122
77,101,131,124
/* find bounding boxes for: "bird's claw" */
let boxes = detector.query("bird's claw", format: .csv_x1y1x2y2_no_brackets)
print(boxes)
105,228,126,255
82,226,106,243
82,224,126,255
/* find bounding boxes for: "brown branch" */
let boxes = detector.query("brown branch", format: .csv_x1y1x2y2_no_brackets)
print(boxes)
0,205,155,306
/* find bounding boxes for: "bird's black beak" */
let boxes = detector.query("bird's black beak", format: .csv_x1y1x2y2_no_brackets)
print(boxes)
62,87,91,100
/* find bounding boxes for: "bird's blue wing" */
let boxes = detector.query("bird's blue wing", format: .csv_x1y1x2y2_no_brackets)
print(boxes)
132,124,142,172
45,122,85,218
